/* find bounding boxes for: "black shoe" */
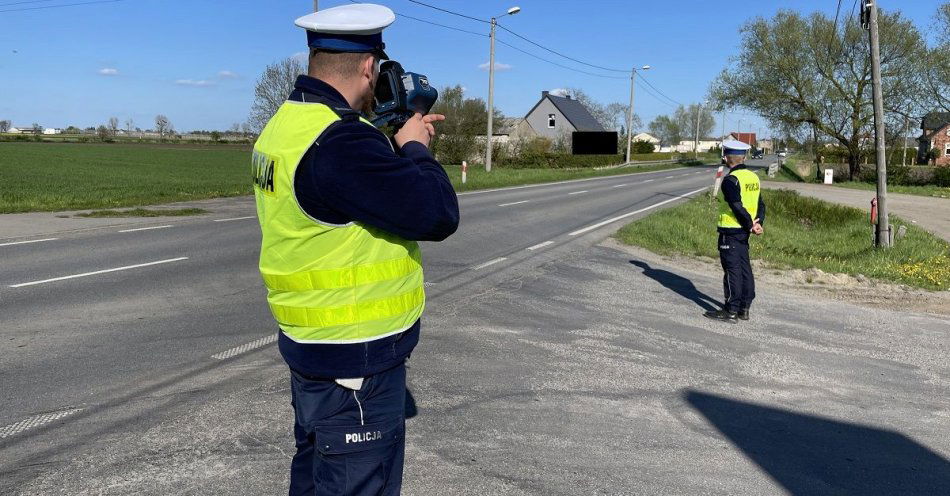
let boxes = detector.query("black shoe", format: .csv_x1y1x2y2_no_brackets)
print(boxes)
738,308,750,321
703,309,738,323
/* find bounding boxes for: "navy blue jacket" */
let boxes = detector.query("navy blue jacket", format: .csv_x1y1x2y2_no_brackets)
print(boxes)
719,163,766,234
277,76,459,378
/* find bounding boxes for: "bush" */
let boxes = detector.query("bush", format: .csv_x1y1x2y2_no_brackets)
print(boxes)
494,153,624,169
935,166,950,187
632,140,655,154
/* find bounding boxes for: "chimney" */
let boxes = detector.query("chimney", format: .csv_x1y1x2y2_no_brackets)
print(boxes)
565,94,571,100
542,90,549,98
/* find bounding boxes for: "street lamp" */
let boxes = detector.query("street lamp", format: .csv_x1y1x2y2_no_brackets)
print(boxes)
694,99,708,159
485,6,521,172
625,65,650,163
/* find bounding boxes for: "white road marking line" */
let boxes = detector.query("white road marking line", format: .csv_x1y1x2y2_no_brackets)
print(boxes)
456,167,688,196
642,179,655,183
118,225,172,233
0,407,84,440
471,257,507,270
0,237,59,247
568,190,588,195
663,175,675,179
498,200,529,207
568,187,709,237
611,184,628,188
212,334,278,360
526,241,554,251
213,216,256,222
9,257,189,288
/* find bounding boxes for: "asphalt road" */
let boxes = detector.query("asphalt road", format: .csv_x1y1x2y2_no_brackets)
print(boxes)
0,161,723,488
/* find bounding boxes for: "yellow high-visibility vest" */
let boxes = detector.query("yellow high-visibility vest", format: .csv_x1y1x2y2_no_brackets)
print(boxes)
253,100,424,344
718,168,760,229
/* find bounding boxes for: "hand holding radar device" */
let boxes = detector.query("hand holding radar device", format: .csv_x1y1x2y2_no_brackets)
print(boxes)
372,60,438,129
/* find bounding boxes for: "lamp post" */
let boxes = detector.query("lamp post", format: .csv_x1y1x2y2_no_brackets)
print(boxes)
625,65,650,163
485,6,521,172
694,100,707,159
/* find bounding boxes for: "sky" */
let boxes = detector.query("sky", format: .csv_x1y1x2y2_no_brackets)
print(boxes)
0,0,943,137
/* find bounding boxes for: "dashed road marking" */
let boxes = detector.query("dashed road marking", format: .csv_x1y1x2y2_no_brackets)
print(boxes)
526,241,554,251
0,238,59,247
9,257,189,288
568,187,708,236
455,167,688,196
212,334,278,360
611,184,628,188
568,190,588,195
642,179,655,183
498,200,529,207
471,257,507,270
663,175,675,179
213,216,256,222
118,225,172,233
0,407,84,440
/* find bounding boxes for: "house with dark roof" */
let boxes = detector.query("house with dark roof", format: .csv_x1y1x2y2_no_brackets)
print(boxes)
917,111,950,165
523,90,606,143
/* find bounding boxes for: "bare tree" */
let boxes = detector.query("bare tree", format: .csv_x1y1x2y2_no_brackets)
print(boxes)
922,3,950,112
240,121,252,138
248,56,304,132
125,118,134,135
155,114,170,138
566,87,640,132
31,123,42,135
108,116,119,137
230,122,241,135
0,120,10,133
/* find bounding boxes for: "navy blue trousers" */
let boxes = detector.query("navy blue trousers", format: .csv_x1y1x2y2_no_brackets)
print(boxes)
289,362,406,496
718,232,755,313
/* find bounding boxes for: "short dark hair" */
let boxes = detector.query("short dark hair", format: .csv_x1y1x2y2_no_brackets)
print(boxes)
308,49,375,79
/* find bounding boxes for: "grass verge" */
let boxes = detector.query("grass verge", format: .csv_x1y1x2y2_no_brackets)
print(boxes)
1,142,710,213
830,181,950,199
615,189,950,290
446,161,702,193
75,208,209,218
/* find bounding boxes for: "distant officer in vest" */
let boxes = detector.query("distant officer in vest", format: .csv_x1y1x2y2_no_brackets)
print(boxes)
704,140,765,323
252,4,459,495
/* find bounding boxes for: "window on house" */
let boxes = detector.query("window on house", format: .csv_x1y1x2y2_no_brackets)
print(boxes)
945,143,950,155
548,114,556,128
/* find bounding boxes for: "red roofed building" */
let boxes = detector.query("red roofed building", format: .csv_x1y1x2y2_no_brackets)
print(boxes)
727,132,757,146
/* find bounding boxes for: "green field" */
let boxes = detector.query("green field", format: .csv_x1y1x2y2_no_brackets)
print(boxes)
615,189,950,290
1,142,252,213
0,142,705,213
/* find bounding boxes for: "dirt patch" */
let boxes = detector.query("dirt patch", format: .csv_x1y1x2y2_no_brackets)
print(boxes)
603,238,950,316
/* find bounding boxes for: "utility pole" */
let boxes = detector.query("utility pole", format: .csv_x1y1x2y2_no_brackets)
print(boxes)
313,0,318,12
485,17,497,172
626,68,636,163
625,65,650,162
694,102,701,159
902,115,909,167
866,0,890,247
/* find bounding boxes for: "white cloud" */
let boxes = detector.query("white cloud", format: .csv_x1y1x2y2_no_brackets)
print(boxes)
98,68,119,76
478,61,512,71
549,88,570,97
175,79,215,87
218,70,239,79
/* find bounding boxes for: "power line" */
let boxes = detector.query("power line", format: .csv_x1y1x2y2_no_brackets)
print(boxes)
0,0,59,7
495,38,626,80
346,0,486,37
635,71,682,106
407,0,488,24
495,24,628,73
0,0,121,13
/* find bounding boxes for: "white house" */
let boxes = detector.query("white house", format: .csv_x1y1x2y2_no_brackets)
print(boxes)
631,132,659,144
675,139,721,153
42,128,61,135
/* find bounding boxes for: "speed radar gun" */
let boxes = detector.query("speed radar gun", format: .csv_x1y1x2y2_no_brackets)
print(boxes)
372,60,438,130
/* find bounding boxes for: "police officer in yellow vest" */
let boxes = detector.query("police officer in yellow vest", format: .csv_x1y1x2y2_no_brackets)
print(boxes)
704,140,765,323
253,4,459,494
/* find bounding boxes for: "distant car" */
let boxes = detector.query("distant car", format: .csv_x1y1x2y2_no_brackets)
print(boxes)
777,151,788,158
751,150,764,159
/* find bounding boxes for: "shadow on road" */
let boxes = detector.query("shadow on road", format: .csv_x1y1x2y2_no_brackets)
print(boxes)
629,260,720,312
684,390,950,495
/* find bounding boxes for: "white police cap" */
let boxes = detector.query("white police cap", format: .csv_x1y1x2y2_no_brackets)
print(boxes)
722,139,752,155
295,4,395,58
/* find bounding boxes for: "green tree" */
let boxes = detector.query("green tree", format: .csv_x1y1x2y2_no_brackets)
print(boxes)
711,9,926,179
648,115,682,145
428,85,496,164
632,140,655,154
210,130,222,142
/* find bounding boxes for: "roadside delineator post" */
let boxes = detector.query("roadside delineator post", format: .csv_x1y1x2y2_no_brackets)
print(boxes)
462,161,468,185
712,165,725,197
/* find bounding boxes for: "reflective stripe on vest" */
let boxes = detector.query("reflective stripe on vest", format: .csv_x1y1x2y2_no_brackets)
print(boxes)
717,168,760,228
253,100,425,344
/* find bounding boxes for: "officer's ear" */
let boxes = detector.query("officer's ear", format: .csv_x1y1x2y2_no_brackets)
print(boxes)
360,54,376,82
